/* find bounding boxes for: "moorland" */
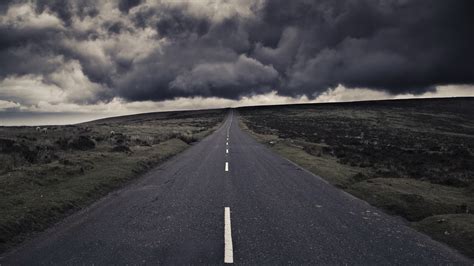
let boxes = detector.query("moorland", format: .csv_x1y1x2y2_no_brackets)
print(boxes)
239,97,474,257
0,109,225,252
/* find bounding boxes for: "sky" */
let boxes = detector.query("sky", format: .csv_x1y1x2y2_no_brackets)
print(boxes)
0,0,473,125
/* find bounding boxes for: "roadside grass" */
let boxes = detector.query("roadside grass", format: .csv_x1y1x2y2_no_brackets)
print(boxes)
0,139,188,249
413,214,474,258
0,110,225,253
239,123,367,188
238,98,474,258
347,178,472,221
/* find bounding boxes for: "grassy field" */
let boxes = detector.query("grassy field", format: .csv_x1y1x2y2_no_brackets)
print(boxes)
0,109,225,252
238,97,474,258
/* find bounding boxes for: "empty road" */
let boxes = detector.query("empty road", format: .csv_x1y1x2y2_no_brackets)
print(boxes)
1,110,470,264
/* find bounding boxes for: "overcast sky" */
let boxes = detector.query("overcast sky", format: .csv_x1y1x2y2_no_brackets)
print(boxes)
0,0,473,125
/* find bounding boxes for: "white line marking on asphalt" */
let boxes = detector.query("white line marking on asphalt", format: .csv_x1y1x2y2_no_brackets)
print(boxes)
225,162,229,172
226,142,228,146
226,148,229,154
224,207,234,264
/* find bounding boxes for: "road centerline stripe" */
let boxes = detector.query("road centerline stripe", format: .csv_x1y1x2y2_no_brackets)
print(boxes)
225,162,229,172
224,207,234,264
226,148,229,154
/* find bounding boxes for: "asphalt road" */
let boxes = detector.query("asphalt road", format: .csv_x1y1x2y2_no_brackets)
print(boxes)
1,110,471,264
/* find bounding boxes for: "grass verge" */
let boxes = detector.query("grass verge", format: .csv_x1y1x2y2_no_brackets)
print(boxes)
413,214,474,258
0,139,188,252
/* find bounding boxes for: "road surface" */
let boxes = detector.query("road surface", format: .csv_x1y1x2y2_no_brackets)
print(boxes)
1,110,470,264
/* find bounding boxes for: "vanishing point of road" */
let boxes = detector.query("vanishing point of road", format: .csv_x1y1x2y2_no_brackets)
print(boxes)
1,110,471,264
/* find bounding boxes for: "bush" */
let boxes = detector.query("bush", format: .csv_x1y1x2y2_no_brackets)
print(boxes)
68,136,96,151
110,133,129,145
111,145,131,153
177,133,197,144
0,138,16,152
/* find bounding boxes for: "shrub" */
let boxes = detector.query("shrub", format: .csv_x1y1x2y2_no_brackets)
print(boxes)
68,136,96,151
0,138,16,152
111,145,131,153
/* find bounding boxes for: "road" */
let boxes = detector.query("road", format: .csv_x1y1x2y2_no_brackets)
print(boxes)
1,110,470,264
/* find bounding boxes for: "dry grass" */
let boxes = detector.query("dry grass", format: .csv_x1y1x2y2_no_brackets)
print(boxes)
0,109,225,252
413,214,474,258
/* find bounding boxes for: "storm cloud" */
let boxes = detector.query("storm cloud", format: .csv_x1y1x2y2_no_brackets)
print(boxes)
0,0,473,110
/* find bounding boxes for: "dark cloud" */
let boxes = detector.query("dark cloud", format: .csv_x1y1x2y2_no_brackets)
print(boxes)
170,55,278,98
0,0,16,14
255,0,474,96
36,0,73,25
0,0,473,105
118,0,142,14
155,8,210,38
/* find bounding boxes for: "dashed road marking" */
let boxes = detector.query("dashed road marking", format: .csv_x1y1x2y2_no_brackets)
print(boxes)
225,162,229,172
226,148,229,154
224,207,234,264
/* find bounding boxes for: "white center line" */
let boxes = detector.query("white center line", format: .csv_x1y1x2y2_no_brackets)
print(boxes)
225,162,229,172
226,142,228,146
224,207,234,264
226,148,229,154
